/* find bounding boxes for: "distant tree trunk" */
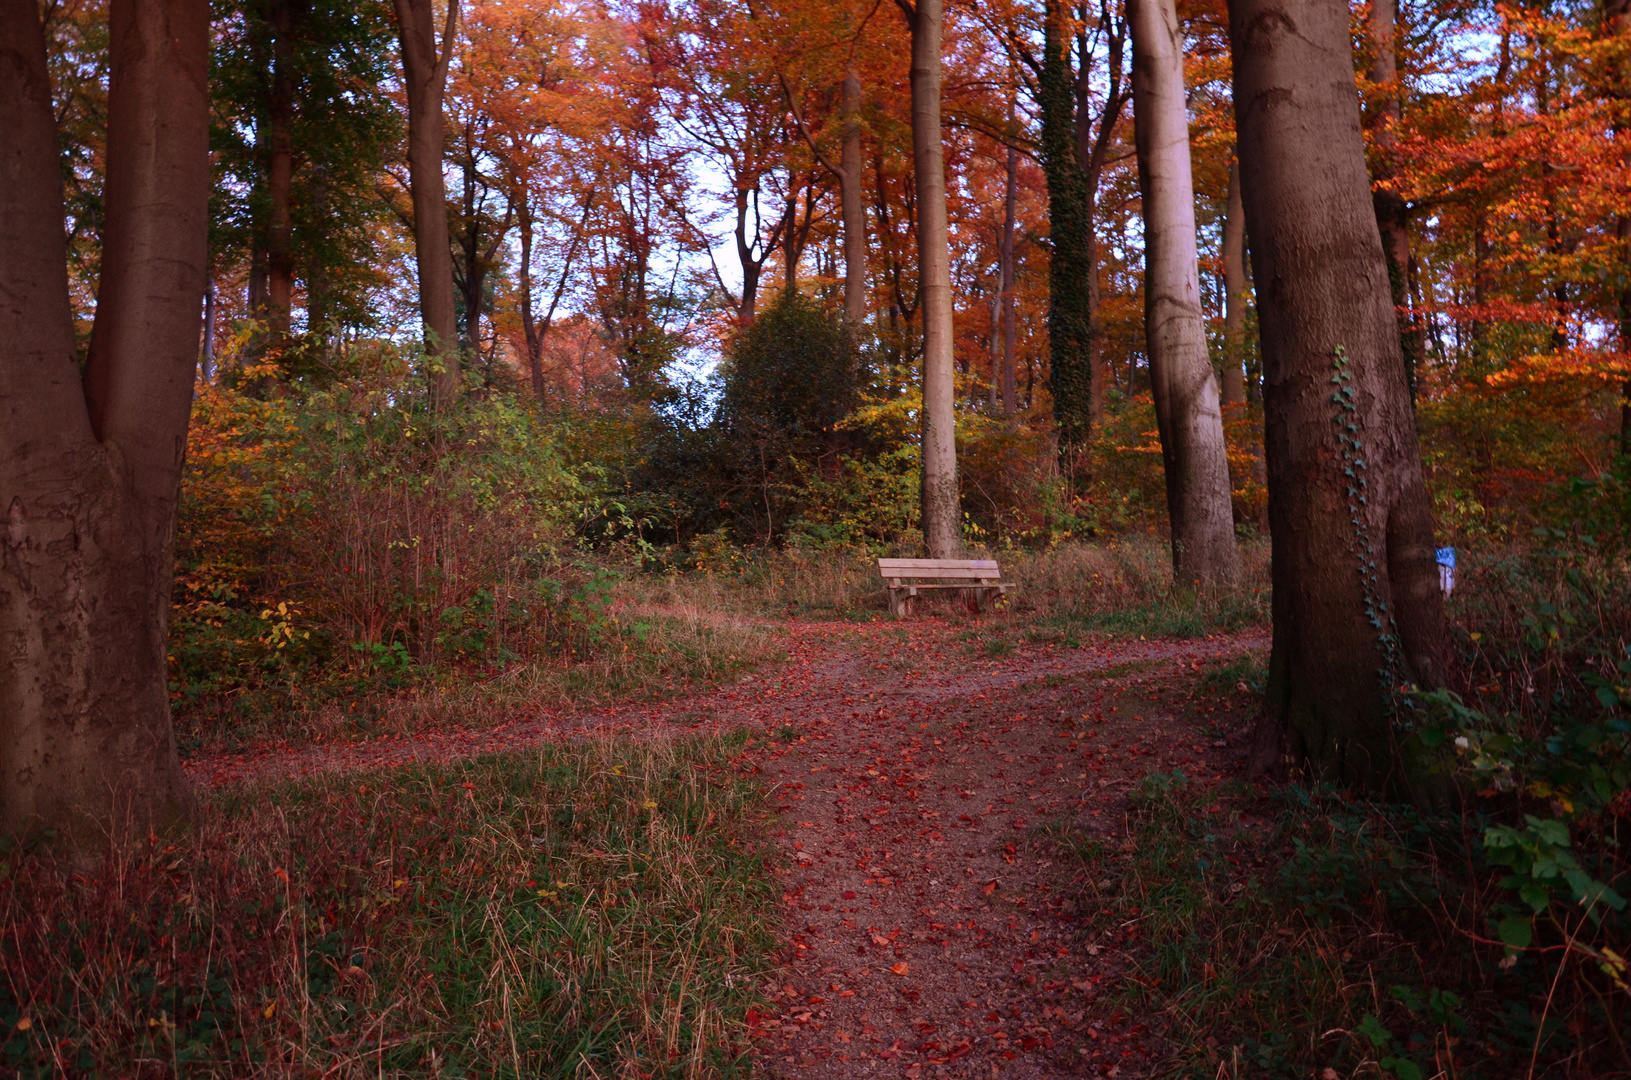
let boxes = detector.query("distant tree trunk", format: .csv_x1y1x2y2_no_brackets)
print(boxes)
1130,0,1239,587
1220,159,1248,407
1001,95,1019,417
266,0,298,348
201,277,216,382
2,0,206,839
1604,0,1630,454
735,187,766,324
897,0,960,558
394,0,459,407
988,283,1000,409
841,71,868,330
1370,0,1417,399
1040,0,1093,453
1074,15,1130,434
1229,0,1450,791
518,197,544,398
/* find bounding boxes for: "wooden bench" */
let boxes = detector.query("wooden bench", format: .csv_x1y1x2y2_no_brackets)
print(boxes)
877,558,1014,618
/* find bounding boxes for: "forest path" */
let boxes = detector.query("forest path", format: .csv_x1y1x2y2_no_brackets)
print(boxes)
184,616,1268,1078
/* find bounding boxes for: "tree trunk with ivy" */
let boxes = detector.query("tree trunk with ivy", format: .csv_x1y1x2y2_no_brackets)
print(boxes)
2,0,206,840
1040,0,1093,454
1229,0,1449,791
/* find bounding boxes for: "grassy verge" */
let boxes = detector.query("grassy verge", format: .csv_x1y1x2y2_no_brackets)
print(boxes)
174,602,780,756
1063,772,1627,1078
0,734,776,1078
634,537,1271,637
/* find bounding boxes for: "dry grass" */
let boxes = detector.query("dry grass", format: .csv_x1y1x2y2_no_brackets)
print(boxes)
0,733,775,1078
175,600,780,756
628,537,1272,639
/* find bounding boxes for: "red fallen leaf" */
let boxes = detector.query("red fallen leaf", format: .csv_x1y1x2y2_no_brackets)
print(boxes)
889,962,910,976
878,1040,903,1059
980,880,999,895
1205,804,1223,814
745,1009,761,1028
947,1040,973,1061
842,891,857,899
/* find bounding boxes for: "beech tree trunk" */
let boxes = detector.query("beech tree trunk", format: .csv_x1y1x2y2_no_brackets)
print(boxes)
395,0,459,406
1229,0,1450,791
1001,98,1018,417
1130,0,1239,587
897,0,960,558
1220,159,1248,407
840,71,868,331
2,0,206,840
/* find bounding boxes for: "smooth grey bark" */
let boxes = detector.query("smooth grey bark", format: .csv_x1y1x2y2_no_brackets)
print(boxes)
394,0,460,406
3,0,207,840
897,0,960,558
1229,0,1449,791
1129,0,1239,586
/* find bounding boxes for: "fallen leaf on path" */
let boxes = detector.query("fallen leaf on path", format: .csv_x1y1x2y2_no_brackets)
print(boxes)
889,962,909,976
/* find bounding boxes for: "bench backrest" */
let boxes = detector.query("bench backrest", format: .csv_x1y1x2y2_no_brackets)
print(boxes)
877,558,1001,581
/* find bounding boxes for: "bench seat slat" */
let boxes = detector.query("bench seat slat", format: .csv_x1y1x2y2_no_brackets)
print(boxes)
877,558,999,571
877,567,998,580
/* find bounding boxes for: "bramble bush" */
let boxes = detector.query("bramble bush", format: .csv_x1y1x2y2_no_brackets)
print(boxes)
170,347,591,728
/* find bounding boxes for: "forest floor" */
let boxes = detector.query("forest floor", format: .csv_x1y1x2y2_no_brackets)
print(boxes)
185,610,1269,1079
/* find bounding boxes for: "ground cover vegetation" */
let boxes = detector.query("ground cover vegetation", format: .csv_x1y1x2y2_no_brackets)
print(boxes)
3,0,1630,1074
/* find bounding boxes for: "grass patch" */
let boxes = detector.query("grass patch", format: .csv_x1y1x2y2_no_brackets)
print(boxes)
627,537,1271,639
0,735,776,1077
1065,773,1628,1078
175,605,780,756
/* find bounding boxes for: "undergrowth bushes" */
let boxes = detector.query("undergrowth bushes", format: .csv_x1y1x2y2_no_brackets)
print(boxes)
0,735,774,1078
170,358,783,749
1073,770,1629,1077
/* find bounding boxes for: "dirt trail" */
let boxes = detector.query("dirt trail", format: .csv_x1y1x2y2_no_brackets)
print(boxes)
184,618,1267,1078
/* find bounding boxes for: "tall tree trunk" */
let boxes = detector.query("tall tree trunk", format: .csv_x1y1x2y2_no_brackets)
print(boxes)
783,180,799,299
1220,158,1248,407
518,197,544,399
1075,12,1130,435
734,189,764,324
1603,0,1629,454
1229,0,1449,791
266,0,298,348
988,283,1000,409
201,277,216,383
1040,0,1093,453
3,0,206,839
1001,96,1018,417
395,0,459,407
1370,0,1417,399
898,0,960,558
1131,0,1239,587
841,71,868,330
